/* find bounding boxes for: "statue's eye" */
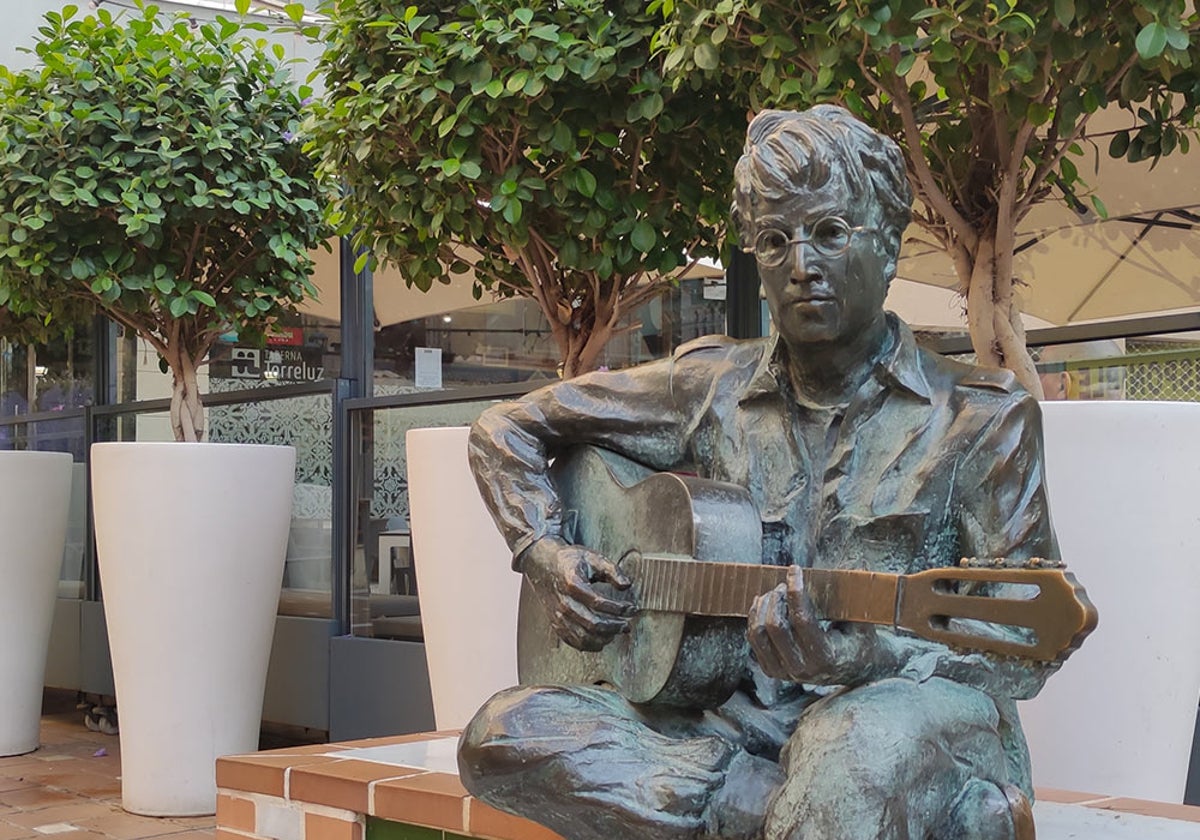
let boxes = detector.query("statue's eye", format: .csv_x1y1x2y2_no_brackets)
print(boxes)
754,229,792,267
811,217,852,254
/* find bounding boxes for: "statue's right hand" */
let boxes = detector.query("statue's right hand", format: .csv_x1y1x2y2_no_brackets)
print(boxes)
522,537,636,651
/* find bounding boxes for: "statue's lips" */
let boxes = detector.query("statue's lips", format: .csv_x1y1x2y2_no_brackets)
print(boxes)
785,294,836,305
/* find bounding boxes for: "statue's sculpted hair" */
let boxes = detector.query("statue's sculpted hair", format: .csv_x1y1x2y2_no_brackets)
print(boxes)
733,105,913,264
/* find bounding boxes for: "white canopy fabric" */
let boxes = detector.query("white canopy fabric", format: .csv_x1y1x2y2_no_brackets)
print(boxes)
896,108,1200,328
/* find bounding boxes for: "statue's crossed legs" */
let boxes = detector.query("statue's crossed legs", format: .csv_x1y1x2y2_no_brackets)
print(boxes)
459,677,1034,840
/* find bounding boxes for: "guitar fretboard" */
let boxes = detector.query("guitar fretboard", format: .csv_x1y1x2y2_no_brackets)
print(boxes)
627,554,901,626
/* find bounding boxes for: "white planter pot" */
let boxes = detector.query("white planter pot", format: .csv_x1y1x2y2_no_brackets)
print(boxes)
1020,401,1200,803
91,442,295,816
0,451,73,756
406,427,521,730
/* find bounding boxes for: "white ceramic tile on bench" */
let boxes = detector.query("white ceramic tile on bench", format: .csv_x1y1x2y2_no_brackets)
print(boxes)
1033,802,1198,838
332,737,461,774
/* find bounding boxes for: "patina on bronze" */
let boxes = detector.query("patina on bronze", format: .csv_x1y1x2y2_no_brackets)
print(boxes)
458,105,1095,840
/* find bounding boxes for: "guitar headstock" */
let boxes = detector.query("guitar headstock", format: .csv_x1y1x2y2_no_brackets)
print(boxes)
896,561,1098,662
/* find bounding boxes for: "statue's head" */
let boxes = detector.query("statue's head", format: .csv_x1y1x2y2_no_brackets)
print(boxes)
733,105,912,277
732,106,913,347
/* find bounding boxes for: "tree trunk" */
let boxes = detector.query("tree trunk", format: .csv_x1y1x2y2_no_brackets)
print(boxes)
560,319,615,380
166,346,205,442
956,224,1044,400
540,287,615,380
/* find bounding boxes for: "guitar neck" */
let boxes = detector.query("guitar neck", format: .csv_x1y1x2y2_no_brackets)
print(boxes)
629,554,901,625
627,553,1098,663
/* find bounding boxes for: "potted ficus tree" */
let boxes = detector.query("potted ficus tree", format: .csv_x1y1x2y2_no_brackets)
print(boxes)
0,0,331,816
309,0,747,379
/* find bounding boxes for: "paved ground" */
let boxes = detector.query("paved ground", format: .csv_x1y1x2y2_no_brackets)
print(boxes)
0,691,214,840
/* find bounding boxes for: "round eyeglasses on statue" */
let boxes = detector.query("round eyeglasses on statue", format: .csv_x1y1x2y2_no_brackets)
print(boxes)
743,216,873,268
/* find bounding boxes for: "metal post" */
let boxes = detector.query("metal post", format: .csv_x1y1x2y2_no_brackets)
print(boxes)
725,248,763,340
331,237,374,634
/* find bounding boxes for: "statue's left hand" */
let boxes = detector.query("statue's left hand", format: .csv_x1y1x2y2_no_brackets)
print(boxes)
748,566,881,685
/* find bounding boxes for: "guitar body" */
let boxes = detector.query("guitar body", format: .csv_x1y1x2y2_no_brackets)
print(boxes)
516,446,764,708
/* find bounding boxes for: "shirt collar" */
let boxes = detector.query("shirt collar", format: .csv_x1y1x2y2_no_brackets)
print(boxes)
740,313,931,404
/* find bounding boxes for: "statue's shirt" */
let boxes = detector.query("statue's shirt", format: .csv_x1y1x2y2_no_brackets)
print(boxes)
469,314,1059,579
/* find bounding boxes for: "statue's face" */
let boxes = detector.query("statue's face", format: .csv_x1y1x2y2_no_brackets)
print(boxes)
752,186,892,348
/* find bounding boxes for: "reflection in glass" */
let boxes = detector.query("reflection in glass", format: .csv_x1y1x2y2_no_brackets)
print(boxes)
350,399,506,640
373,278,728,391
4,334,93,413
209,393,335,617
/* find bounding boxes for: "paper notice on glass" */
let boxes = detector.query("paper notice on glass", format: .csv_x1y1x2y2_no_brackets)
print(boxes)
414,347,443,389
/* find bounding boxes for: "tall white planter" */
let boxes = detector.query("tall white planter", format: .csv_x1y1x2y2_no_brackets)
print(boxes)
406,427,521,730
1020,401,1200,803
0,451,72,756
91,442,295,816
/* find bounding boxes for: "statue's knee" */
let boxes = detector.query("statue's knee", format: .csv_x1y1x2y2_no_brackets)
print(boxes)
932,778,1034,840
458,685,541,789
458,684,589,793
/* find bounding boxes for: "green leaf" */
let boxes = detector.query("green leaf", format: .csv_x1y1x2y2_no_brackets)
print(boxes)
169,297,189,318
192,290,218,307
1090,195,1109,219
576,169,597,198
1166,28,1190,51
641,93,664,120
1108,131,1130,158
506,71,529,94
1053,0,1074,27
1027,102,1052,126
630,220,656,252
502,198,523,224
694,43,719,71
1136,22,1168,60
459,161,482,179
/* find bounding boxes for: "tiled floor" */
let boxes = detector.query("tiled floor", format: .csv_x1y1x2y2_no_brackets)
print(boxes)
0,691,214,840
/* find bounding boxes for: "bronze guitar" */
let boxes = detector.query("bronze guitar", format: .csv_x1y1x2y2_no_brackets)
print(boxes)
516,447,1097,709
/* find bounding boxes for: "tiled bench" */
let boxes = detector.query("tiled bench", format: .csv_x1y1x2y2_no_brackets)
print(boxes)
216,732,1200,840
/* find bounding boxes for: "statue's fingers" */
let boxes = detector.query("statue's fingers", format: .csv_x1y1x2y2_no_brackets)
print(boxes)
578,587,637,617
759,587,811,678
586,551,633,591
785,566,820,627
748,591,792,679
557,596,628,640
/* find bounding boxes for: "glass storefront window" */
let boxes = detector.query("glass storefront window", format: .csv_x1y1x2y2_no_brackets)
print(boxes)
0,333,94,420
372,277,729,392
349,398,521,640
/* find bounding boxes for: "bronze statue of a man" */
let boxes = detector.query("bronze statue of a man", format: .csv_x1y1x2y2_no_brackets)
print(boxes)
458,105,1073,840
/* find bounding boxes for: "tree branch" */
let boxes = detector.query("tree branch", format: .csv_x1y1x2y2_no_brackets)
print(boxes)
883,68,979,249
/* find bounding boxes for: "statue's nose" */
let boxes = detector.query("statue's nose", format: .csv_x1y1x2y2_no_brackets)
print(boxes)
790,244,823,284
